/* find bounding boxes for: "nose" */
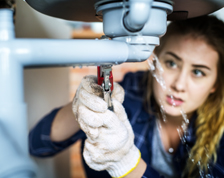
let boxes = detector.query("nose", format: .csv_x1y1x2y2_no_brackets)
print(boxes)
171,69,187,92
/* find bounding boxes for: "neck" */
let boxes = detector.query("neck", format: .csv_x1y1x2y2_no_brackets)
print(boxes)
158,111,193,128
157,112,193,154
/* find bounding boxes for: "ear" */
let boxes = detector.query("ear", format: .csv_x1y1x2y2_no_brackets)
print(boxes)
210,86,216,94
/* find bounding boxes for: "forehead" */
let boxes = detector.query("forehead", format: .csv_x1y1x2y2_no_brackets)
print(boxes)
160,35,219,66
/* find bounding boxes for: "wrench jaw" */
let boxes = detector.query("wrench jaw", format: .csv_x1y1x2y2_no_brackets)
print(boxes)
97,65,114,111
103,88,114,111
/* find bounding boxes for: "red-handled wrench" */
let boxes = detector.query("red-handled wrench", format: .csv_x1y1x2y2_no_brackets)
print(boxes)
97,65,114,111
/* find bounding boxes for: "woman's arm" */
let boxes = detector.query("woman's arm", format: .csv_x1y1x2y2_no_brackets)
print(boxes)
50,102,80,142
29,102,84,157
125,159,168,178
124,159,147,178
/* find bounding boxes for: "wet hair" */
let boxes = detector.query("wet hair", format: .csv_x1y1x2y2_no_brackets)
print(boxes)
144,15,224,177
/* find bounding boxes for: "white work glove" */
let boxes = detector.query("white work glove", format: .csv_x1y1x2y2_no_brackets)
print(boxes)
72,75,141,178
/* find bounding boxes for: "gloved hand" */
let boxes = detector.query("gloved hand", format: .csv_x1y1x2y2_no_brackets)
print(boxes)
72,75,141,178
72,75,124,114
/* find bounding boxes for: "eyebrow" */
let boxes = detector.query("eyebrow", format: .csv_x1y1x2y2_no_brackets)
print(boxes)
192,64,211,70
166,52,182,61
166,52,211,70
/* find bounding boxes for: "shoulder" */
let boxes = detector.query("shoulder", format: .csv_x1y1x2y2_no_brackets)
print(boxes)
218,134,224,154
119,71,146,90
119,71,147,101
119,71,150,123
213,133,224,176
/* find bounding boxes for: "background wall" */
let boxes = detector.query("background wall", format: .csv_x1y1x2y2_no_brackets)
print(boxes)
15,0,73,178
15,0,72,39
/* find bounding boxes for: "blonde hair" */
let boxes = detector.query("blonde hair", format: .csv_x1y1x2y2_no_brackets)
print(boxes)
145,15,224,177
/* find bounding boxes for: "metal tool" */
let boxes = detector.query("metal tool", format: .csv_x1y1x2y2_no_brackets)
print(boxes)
97,65,114,111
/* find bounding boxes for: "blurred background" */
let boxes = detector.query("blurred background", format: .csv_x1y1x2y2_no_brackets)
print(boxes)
15,0,224,177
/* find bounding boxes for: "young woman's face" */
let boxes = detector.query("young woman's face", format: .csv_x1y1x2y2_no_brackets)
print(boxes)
153,35,218,117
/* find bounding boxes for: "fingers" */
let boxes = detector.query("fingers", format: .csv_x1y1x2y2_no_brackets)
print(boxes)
77,105,124,140
75,75,125,113
79,121,99,140
72,83,83,115
81,76,125,104
78,104,122,130
111,82,125,103
77,105,103,139
72,75,107,118
81,75,103,98
78,98,129,130
83,147,109,171
78,105,104,128
79,75,107,113
112,99,128,123
112,99,134,137
79,89,107,113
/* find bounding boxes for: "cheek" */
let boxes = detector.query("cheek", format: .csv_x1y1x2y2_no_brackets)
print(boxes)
152,78,165,103
161,65,178,86
187,81,214,109
152,69,175,99
162,73,173,88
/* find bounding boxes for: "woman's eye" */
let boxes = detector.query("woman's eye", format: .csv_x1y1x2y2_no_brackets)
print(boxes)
165,60,177,68
192,69,205,77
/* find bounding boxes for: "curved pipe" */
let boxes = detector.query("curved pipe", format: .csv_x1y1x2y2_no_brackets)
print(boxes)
127,44,155,62
123,0,153,32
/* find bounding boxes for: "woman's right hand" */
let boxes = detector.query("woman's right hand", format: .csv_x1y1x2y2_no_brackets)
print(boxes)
72,75,124,115
73,75,142,178
50,75,124,142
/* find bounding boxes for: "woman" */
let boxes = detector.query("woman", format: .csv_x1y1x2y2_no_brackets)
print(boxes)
29,15,224,178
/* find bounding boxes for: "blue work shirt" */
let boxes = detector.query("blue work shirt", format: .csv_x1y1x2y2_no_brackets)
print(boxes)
29,71,224,178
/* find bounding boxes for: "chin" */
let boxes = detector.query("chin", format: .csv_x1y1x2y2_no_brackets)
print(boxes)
164,105,184,117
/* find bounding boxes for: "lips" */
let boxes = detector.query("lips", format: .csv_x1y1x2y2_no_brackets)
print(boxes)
166,95,184,106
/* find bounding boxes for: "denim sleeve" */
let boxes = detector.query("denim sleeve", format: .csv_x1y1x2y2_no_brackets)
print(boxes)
210,136,224,177
29,107,85,157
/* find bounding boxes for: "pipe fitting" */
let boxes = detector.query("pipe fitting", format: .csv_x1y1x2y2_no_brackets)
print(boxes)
0,9,15,40
127,44,155,62
123,0,153,32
